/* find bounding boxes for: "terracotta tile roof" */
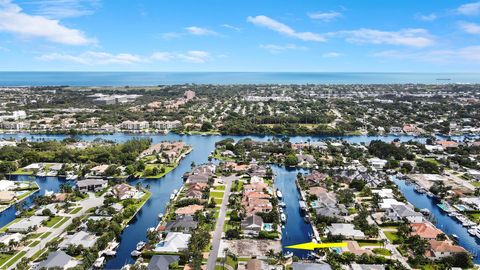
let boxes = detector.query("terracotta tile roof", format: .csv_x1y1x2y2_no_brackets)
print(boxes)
410,223,443,239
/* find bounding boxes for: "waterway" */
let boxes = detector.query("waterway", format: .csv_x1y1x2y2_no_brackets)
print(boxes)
0,133,477,268
394,177,480,262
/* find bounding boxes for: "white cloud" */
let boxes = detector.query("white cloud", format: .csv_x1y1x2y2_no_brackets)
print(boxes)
322,52,343,58
151,51,210,63
337,28,434,47
185,26,218,36
457,1,480,16
416,13,437,21
25,0,100,19
37,51,142,65
161,32,183,40
459,21,480,34
0,0,93,45
259,44,307,53
373,46,480,62
221,24,241,31
308,11,341,22
247,15,325,42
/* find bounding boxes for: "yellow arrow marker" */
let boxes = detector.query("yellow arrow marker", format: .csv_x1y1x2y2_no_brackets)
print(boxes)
286,242,348,250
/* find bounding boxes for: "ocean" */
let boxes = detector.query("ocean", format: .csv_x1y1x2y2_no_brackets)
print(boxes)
0,72,480,86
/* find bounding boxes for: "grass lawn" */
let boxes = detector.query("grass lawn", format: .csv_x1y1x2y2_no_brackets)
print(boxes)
53,216,70,228
3,251,26,268
40,232,52,238
466,213,480,223
0,253,14,267
210,191,224,198
28,240,41,247
30,249,46,262
357,240,383,247
212,198,223,204
44,216,66,227
68,207,82,214
372,248,392,256
472,181,480,187
137,165,175,179
10,168,33,175
384,231,399,243
214,185,226,191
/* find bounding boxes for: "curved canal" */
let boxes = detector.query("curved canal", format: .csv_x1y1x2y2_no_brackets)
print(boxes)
0,133,476,268
394,177,480,262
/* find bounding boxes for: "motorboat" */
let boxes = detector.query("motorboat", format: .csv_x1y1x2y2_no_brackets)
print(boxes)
158,213,164,220
279,202,286,208
276,189,283,199
170,193,175,200
283,251,293,259
299,201,307,211
281,213,286,223
304,214,310,223
44,190,54,197
93,257,105,268
136,241,146,251
130,250,141,257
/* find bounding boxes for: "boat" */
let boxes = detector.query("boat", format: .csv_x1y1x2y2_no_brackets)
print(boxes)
93,257,105,268
420,208,430,215
158,213,164,220
66,172,78,180
15,210,21,217
299,200,307,211
468,228,477,236
173,189,178,195
279,202,286,208
44,190,54,197
281,213,286,223
450,234,459,242
103,250,116,256
276,189,283,199
170,193,175,200
475,227,480,239
283,251,293,259
136,241,146,251
130,250,141,257
304,214,310,223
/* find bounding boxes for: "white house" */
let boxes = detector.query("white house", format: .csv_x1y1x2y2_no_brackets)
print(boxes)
153,232,191,253
368,158,387,170
387,204,423,223
326,223,365,239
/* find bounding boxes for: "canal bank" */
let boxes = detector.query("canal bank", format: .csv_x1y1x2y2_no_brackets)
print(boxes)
394,176,480,263
0,132,473,268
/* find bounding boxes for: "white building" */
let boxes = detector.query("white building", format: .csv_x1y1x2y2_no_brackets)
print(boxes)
153,232,191,252
120,120,149,130
326,223,365,239
152,120,182,130
368,158,387,170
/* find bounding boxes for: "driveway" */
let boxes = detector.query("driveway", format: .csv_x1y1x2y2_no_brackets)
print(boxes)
206,175,237,270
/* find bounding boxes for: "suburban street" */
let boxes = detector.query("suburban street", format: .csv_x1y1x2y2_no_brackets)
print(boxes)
4,193,104,270
206,175,237,270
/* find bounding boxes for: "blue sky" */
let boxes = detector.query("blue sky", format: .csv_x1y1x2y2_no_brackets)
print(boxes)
0,0,480,72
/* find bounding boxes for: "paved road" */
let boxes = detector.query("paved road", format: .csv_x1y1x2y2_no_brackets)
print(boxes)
206,175,237,270
378,229,411,269
5,193,104,270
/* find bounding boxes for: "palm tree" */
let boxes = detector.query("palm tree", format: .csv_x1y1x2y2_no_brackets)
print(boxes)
223,247,230,268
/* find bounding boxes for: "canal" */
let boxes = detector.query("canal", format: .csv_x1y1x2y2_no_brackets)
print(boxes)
394,176,480,263
0,133,474,268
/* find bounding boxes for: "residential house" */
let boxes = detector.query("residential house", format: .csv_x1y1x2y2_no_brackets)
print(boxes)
0,191,15,202
387,204,423,223
292,262,332,270
160,216,198,233
241,215,264,237
59,231,97,249
410,223,443,240
326,223,365,239
147,255,180,270
368,158,388,170
246,259,268,270
34,251,78,270
427,240,467,259
153,232,190,253
303,171,327,186
76,178,108,192
8,216,48,233
112,183,139,200
175,204,204,216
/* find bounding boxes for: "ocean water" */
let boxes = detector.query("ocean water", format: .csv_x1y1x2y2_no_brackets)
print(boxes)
0,72,480,86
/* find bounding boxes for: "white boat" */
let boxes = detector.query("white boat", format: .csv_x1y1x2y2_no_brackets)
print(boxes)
170,193,175,200
276,190,283,199
130,250,141,257
44,190,54,197
136,241,146,251
474,227,480,239
284,251,293,259
104,250,116,256
66,172,78,180
468,228,477,236
281,213,286,223
158,213,164,220
278,202,286,208
299,201,307,211
93,257,105,268
173,189,178,195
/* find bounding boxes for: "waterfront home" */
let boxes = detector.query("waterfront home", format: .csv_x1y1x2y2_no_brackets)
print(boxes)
379,198,405,210
371,189,394,199
175,204,204,216
35,204,59,216
186,173,210,184
410,223,443,240
427,240,468,259
112,183,140,200
244,183,268,193
326,223,365,239
59,231,97,249
34,251,78,270
0,180,15,191
89,164,109,176
386,204,423,223
120,120,149,130
0,191,15,202
314,204,347,221
350,264,385,270
436,140,459,150
184,189,204,200
147,255,180,270
8,216,48,233
304,171,328,186
76,178,108,192
296,154,316,166
368,158,388,170
160,215,198,233
292,262,332,270
467,169,480,180
153,232,190,252
241,215,264,237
